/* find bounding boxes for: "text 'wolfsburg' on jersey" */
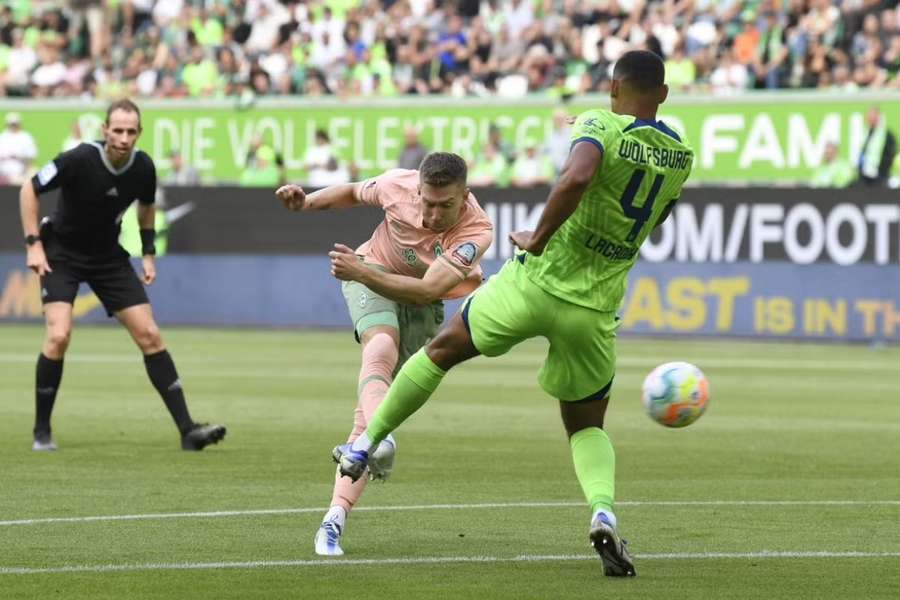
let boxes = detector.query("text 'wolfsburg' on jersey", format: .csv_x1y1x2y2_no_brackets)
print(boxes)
32,142,157,258
523,108,694,312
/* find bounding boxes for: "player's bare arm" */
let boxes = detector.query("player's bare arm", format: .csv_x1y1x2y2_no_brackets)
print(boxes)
509,141,602,256
276,182,364,211
136,201,156,285
19,179,51,275
329,243,461,305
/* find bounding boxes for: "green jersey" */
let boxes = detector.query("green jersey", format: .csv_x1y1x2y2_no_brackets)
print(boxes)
523,108,694,311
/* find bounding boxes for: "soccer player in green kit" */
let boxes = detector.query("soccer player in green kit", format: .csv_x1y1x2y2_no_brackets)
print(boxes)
331,50,694,577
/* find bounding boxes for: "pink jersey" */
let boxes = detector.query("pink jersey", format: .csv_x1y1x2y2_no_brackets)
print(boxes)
356,169,493,299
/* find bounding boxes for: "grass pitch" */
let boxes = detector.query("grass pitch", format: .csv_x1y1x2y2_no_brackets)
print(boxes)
1,324,898,599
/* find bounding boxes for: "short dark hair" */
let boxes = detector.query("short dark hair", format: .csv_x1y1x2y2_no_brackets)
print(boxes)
613,50,665,92
106,98,141,126
418,152,467,187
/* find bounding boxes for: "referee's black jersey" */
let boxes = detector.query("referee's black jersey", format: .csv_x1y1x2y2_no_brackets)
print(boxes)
32,142,156,256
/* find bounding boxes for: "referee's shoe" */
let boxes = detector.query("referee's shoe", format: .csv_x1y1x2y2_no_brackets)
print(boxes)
181,423,227,451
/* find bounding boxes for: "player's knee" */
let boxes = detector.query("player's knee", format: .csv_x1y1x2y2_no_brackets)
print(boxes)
362,332,399,372
136,323,164,352
559,398,608,436
45,328,71,354
425,327,468,369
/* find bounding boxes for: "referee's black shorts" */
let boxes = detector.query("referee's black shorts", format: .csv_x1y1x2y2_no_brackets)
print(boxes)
41,246,149,317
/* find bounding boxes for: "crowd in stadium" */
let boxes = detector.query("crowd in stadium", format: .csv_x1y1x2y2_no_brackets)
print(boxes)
0,0,899,100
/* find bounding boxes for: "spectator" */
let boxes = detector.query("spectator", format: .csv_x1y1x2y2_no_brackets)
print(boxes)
488,123,515,164
397,125,428,170
164,149,201,186
510,145,554,188
544,109,572,175
752,11,790,89
710,46,750,94
810,142,854,188
0,111,38,184
240,144,281,187
304,129,341,187
468,142,510,187
858,106,897,186
181,46,222,97
664,43,697,91
732,12,760,66
307,155,350,187
436,15,469,81
2,28,37,96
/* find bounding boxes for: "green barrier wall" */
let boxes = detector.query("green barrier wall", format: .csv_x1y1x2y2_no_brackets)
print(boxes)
2,92,897,184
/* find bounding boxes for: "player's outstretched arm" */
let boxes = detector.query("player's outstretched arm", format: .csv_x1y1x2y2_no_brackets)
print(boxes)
19,180,51,275
329,243,460,305
510,141,602,256
275,182,365,211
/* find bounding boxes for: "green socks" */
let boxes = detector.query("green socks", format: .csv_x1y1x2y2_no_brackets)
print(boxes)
570,427,616,515
361,349,617,519
365,348,446,444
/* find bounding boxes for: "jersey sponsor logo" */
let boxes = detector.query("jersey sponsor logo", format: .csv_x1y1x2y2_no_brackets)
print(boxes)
106,187,119,197
451,242,478,266
402,248,418,265
37,162,58,186
582,117,606,134
618,140,692,170
584,233,638,261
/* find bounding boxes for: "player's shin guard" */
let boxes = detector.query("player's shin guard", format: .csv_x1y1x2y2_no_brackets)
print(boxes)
357,348,446,449
143,350,194,434
34,353,63,435
570,427,616,515
358,332,397,422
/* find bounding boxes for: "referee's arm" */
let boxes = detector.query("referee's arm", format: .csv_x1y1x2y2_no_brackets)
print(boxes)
19,180,51,275
136,202,157,284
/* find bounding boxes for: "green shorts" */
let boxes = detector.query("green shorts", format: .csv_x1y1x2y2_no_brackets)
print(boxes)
462,257,619,401
342,274,444,372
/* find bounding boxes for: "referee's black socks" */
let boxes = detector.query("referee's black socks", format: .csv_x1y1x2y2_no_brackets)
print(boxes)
34,353,64,436
143,350,194,435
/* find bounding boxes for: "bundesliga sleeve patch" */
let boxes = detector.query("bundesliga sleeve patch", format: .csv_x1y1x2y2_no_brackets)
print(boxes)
581,117,606,136
37,161,58,186
451,242,478,267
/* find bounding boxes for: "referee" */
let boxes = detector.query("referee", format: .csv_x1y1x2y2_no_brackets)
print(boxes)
19,99,226,452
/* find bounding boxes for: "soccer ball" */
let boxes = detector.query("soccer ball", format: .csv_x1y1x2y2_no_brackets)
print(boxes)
641,362,709,428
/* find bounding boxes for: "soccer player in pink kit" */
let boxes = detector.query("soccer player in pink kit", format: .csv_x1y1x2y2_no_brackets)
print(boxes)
276,152,492,555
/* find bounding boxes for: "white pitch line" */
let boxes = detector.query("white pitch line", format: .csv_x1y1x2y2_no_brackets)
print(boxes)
2,551,900,576
2,500,899,527
1,353,899,372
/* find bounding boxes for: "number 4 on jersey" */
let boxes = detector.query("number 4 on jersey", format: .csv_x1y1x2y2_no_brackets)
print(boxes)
619,169,666,242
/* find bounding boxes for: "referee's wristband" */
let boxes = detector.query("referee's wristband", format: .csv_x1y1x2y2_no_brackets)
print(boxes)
139,229,156,256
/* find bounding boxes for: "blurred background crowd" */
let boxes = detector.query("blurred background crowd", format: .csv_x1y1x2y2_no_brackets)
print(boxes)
1,0,898,101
